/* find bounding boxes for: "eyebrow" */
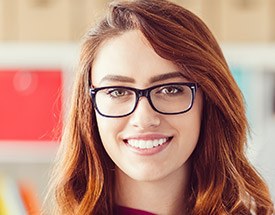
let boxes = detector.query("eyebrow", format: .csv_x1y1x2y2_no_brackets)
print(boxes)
99,75,135,84
149,72,185,83
99,71,184,85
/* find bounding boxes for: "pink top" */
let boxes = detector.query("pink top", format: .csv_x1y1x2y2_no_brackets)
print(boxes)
114,205,156,215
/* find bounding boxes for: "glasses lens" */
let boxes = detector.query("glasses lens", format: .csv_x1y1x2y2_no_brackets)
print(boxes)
150,84,192,114
95,87,136,116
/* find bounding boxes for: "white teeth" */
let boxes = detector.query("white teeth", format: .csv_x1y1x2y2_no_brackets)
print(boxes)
146,141,153,149
128,138,168,149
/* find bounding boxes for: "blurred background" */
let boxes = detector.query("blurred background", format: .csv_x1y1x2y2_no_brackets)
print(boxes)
0,0,274,214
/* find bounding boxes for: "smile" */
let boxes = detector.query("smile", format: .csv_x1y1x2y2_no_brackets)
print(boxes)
126,137,172,149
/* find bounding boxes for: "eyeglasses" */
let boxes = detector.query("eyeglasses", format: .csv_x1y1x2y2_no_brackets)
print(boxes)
90,82,198,118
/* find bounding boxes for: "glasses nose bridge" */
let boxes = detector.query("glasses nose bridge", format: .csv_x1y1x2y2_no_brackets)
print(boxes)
137,88,151,101
134,88,155,113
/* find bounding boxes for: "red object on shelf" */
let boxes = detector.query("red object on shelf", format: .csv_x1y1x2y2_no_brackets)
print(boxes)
0,69,63,141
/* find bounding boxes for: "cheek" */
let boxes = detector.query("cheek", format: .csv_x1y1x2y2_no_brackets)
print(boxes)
95,113,124,146
171,116,201,168
171,95,203,151
172,114,201,146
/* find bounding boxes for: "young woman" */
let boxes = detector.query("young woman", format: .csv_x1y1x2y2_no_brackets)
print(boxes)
48,0,274,214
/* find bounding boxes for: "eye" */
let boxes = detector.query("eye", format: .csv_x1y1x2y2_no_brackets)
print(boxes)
106,88,133,98
158,85,184,95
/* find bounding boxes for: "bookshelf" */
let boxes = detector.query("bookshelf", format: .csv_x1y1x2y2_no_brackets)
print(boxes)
223,44,275,202
0,43,78,213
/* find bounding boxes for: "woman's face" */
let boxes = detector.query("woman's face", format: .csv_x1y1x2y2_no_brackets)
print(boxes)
92,30,203,182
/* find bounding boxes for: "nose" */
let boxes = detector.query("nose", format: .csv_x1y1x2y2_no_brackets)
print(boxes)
129,97,161,129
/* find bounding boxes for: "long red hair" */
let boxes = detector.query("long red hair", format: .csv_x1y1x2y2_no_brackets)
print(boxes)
47,0,274,214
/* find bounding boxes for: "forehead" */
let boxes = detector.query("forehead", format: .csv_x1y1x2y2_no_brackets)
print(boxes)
91,30,181,87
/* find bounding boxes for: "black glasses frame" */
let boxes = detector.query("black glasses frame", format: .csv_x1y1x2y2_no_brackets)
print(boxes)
90,82,198,118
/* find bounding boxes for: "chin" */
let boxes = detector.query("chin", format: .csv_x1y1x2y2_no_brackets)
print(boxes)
126,170,168,182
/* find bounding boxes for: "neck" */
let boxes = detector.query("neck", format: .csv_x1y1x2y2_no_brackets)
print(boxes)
114,163,190,215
